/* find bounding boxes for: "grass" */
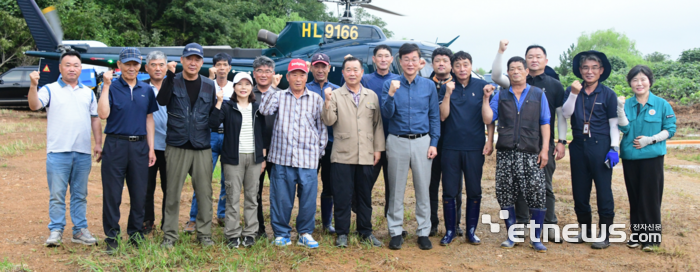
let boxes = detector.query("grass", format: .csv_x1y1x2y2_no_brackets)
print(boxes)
0,122,44,135
677,153,700,163
0,140,45,157
0,258,30,272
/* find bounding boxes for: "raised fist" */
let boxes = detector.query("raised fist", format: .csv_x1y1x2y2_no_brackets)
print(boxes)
617,96,626,106
216,89,224,101
209,67,218,79
571,80,582,95
272,74,283,88
388,80,401,96
324,87,333,101
167,61,177,73
29,71,40,86
499,39,509,54
445,81,455,95
483,84,495,98
102,70,113,83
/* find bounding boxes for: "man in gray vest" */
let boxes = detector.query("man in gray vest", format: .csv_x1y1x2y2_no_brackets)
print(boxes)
482,56,551,253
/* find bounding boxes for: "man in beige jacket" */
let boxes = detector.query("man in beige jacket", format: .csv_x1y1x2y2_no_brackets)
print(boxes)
322,57,384,248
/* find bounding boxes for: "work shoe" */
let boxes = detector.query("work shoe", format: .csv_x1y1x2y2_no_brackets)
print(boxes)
642,243,654,252
198,236,215,247
215,217,225,228
256,231,268,240
627,239,640,248
297,233,319,249
320,198,336,234
361,234,383,247
500,206,517,248
273,237,292,247
569,212,592,244
591,217,614,250
528,208,547,253
242,236,255,248
456,227,465,237
402,230,408,238
72,229,97,245
547,227,561,243
143,220,155,235
184,221,196,234
465,199,482,245
227,237,240,249
161,238,175,249
105,239,119,255
417,236,432,250
440,199,456,246
336,234,348,248
388,235,403,250
428,226,438,237
44,230,63,247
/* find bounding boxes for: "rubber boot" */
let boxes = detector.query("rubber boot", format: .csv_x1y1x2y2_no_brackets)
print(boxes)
439,199,456,245
500,206,517,248
465,199,481,245
591,216,614,249
529,208,547,253
569,212,592,244
321,197,336,234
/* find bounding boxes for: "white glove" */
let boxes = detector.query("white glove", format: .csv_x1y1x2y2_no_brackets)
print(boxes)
617,96,629,127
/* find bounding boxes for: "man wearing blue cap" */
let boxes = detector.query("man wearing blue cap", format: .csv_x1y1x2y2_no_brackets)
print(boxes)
97,47,158,254
157,43,218,248
562,50,619,249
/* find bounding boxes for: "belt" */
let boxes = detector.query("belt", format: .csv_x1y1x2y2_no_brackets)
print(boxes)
396,133,428,139
214,128,225,134
107,134,145,142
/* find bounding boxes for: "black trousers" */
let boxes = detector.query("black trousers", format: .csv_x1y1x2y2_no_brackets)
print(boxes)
569,136,615,219
623,156,664,245
332,163,374,236
441,150,483,200
101,136,148,242
317,142,333,199
145,150,167,227
429,150,463,228
372,151,389,217
257,161,274,232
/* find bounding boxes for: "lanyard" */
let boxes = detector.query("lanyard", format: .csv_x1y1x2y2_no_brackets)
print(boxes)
581,92,598,137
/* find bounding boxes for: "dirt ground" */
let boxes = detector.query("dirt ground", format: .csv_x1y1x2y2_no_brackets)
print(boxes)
1,107,699,271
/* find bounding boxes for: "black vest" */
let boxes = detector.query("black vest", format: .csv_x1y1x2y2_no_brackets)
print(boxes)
165,73,216,149
495,87,543,154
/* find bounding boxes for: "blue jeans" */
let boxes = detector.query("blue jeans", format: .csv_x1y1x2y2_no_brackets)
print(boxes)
270,164,318,238
190,132,226,221
46,152,92,235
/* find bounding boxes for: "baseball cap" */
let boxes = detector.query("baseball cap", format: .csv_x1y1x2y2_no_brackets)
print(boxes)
288,59,308,73
233,72,253,85
311,53,330,66
183,43,204,58
119,47,142,64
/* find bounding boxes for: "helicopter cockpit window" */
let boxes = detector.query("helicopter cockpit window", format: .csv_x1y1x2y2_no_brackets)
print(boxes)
323,23,375,43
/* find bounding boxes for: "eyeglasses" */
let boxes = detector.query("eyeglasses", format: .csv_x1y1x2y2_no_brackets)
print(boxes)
254,69,274,74
401,58,420,64
581,66,600,72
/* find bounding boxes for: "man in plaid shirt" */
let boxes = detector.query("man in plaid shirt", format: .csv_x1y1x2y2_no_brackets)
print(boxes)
259,58,328,248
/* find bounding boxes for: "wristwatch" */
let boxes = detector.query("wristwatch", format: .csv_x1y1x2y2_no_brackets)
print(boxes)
558,140,567,146
612,146,620,152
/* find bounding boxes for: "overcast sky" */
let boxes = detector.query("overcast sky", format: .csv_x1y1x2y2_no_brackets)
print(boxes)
325,0,700,71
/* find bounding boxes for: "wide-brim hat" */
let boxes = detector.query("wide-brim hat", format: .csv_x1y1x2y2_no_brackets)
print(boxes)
572,50,611,82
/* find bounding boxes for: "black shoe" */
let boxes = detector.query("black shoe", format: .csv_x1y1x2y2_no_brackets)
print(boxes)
105,239,119,255
256,230,268,240
242,236,255,248
336,234,348,248
143,220,155,235
417,236,432,250
627,239,640,248
389,235,403,250
227,237,240,249
401,231,408,238
456,227,464,237
429,226,438,237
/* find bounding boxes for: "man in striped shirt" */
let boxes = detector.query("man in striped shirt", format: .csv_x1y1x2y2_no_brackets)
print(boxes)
259,59,328,248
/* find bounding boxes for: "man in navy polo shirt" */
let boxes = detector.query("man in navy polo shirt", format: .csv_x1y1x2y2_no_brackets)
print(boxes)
562,50,620,249
306,52,340,234
437,51,495,245
98,47,158,254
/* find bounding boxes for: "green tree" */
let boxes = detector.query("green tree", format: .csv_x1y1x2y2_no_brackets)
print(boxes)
555,43,575,76
0,10,35,72
353,8,393,39
475,67,486,75
645,51,670,63
237,12,305,48
608,55,628,72
678,48,700,63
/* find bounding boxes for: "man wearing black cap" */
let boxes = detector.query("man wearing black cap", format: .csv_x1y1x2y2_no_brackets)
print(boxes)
157,43,218,248
562,50,620,249
306,52,340,234
98,47,158,254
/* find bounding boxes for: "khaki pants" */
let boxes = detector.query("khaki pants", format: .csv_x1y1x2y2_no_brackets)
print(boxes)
162,145,213,241
223,153,261,238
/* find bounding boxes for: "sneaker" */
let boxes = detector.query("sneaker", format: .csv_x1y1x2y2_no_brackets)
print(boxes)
72,229,97,245
627,239,640,248
44,230,63,247
161,238,175,249
198,236,215,247
256,231,268,240
242,236,255,248
428,226,438,237
336,234,348,248
184,221,196,234
402,230,408,238
105,239,119,255
456,227,465,237
143,220,155,235
227,237,240,249
389,235,403,250
417,236,433,250
273,237,292,247
642,243,654,252
361,234,383,247
297,233,319,249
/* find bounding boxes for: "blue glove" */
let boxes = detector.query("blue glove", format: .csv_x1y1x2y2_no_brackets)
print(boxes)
605,148,619,168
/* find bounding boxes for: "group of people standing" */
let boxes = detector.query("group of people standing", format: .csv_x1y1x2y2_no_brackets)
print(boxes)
28,38,675,254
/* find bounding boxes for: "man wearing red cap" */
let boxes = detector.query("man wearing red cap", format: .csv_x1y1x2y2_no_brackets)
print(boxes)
259,59,328,248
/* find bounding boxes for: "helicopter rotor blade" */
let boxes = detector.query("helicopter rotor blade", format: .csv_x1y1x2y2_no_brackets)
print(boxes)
358,3,404,16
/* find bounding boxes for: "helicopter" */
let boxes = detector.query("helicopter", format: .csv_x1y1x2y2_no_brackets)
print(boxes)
18,0,461,89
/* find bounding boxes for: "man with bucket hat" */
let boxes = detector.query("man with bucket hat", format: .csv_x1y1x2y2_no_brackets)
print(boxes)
157,43,218,248
562,50,620,249
97,47,159,254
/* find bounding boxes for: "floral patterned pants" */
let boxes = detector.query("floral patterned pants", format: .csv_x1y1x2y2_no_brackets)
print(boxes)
495,149,546,209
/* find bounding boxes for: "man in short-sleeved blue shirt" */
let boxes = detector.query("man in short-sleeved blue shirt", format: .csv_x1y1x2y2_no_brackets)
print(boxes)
97,47,158,254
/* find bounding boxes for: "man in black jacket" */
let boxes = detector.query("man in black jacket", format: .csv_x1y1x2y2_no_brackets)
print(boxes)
157,43,218,248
